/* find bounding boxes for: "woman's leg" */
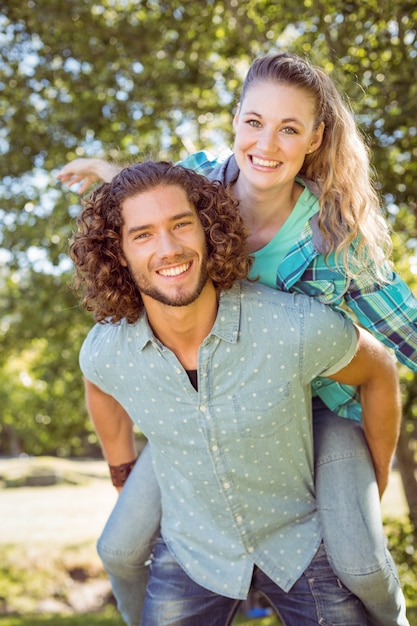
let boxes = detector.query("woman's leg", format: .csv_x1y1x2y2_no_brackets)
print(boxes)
97,444,161,626
313,398,409,626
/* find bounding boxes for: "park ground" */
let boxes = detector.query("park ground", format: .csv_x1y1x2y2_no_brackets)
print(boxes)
0,456,413,622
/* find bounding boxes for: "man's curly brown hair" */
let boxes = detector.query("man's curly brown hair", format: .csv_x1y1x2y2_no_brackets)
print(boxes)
70,161,253,324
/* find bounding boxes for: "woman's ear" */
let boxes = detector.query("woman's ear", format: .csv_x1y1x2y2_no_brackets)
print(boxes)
308,121,325,153
232,102,241,131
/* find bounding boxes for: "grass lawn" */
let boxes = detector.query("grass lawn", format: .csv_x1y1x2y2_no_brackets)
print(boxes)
1,605,417,626
0,607,416,625
0,606,282,625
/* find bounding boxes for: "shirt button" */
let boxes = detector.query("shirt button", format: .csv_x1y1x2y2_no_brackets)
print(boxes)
212,445,218,452
236,516,243,524
247,546,254,553
223,482,230,489
200,405,207,412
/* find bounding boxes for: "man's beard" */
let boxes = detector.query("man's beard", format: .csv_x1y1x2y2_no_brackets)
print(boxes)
128,256,209,307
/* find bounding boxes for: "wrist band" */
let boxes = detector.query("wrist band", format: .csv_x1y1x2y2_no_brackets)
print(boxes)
109,458,137,488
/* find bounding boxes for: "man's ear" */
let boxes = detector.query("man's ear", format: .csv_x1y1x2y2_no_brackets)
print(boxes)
119,253,127,267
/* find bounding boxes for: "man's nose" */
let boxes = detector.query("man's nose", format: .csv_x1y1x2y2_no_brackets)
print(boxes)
157,230,183,256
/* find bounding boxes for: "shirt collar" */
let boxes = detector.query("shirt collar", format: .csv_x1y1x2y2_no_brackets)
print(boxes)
210,282,241,343
207,153,240,186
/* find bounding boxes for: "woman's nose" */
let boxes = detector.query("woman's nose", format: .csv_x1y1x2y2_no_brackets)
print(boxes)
257,129,279,152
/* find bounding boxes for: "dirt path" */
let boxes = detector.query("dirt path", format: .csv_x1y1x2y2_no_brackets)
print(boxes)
0,457,117,545
1,479,116,545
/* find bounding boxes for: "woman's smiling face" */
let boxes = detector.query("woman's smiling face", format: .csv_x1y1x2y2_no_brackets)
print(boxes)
232,81,324,192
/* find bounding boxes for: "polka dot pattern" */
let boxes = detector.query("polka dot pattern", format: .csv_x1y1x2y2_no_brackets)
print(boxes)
80,282,357,598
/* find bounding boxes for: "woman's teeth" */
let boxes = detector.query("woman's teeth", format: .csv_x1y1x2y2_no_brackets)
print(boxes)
252,156,280,168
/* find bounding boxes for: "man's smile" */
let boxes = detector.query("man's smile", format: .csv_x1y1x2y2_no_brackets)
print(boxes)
157,262,192,277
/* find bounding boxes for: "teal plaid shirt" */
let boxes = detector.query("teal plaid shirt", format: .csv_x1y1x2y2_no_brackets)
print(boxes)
179,151,417,421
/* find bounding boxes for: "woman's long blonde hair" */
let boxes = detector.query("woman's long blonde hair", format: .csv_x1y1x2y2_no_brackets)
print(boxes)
241,52,393,282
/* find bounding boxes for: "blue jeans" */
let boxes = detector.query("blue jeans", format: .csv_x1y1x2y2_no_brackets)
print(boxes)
97,445,160,626
312,399,409,626
98,405,409,626
141,539,367,626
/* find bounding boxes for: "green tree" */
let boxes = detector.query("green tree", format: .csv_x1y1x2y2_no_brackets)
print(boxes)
0,0,416,521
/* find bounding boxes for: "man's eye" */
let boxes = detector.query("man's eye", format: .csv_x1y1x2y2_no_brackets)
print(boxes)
174,221,191,229
282,127,297,135
134,232,150,240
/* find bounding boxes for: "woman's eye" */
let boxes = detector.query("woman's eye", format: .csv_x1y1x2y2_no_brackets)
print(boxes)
247,119,261,128
281,126,297,135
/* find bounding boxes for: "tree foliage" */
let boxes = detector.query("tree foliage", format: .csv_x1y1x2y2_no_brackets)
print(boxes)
0,0,416,516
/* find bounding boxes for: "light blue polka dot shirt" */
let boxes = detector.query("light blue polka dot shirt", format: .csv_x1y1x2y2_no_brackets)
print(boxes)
80,281,357,599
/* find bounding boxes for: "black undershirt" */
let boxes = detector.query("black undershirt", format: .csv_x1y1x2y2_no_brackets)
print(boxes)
186,369,198,391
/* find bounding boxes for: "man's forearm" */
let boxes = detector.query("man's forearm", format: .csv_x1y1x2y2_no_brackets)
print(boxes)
328,326,402,498
360,370,401,497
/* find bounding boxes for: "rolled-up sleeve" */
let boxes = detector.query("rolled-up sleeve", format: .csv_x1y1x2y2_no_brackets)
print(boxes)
346,270,417,371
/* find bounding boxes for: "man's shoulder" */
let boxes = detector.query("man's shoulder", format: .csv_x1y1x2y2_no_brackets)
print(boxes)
237,281,348,323
238,280,309,308
82,317,144,352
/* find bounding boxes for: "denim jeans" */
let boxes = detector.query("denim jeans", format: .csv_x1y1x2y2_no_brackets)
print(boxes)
312,398,409,626
141,539,367,626
97,404,409,626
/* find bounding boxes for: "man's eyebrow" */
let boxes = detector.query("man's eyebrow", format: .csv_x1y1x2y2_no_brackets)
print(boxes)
126,210,197,235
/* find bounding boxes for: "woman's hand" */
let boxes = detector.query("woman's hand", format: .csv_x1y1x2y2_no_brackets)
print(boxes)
57,157,122,193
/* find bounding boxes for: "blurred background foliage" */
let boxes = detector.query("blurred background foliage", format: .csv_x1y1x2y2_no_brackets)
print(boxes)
0,0,416,523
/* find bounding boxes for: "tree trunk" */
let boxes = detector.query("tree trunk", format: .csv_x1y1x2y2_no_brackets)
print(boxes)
395,419,417,527
3,424,22,456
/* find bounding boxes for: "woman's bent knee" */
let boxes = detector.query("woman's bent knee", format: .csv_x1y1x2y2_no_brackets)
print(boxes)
97,536,151,575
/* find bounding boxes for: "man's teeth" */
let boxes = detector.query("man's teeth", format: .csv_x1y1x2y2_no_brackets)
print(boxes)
252,156,280,168
159,263,190,277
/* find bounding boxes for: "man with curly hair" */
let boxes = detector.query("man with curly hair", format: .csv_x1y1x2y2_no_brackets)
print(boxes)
72,161,400,626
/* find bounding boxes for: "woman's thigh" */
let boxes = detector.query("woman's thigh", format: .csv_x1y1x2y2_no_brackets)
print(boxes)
313,400,387,572
98,444,161,557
